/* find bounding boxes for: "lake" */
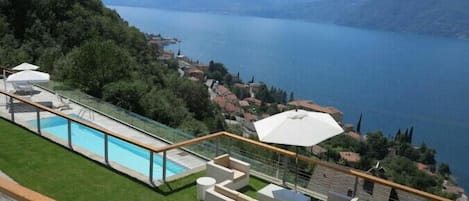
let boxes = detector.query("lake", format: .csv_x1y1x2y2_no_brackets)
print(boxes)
109,6,469,190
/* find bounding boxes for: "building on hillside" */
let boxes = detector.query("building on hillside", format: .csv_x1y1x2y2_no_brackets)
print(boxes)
309,145,327,156
243,112,257,122
234,83,249,89
239,100,250,108
244,97,262,106
213,96,241,115
339,152,361,163
277,104,288,112
344,124,354,132
157,51,174,61
288,100,343,123
188,68,204,81
346,131,362,141
416,162,434,176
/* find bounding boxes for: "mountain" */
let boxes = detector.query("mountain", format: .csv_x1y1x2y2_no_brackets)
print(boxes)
336,0,469,38
103,0,469,39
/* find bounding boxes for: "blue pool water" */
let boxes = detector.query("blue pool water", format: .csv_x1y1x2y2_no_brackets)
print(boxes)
28,115,187,179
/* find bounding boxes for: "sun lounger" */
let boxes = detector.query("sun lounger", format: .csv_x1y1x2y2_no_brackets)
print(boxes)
12,83,33,94
55,93,72,110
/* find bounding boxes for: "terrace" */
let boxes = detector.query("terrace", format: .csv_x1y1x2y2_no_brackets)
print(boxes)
0,75,452,201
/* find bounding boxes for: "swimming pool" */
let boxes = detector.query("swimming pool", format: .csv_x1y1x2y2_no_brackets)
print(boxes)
27,114,187,179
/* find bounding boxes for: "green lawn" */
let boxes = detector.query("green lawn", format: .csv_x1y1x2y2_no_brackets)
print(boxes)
0,118,268,200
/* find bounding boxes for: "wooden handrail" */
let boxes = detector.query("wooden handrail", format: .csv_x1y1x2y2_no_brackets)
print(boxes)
218,132,450,201
0,90,451,201
0,90,163,153
0,177,55,201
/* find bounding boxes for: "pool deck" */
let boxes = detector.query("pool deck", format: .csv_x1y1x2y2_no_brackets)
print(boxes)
0,79,206,184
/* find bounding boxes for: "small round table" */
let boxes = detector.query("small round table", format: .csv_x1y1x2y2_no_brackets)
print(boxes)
196,177,216,201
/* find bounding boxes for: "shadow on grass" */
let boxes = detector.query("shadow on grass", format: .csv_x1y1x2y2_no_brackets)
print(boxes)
238,185,257,194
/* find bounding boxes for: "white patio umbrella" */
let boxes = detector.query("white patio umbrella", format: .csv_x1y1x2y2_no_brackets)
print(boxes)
254,109,344,190
12,62,39,71
6,70,50,84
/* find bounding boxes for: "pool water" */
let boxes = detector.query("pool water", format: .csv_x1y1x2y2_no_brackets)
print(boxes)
28,114,187,179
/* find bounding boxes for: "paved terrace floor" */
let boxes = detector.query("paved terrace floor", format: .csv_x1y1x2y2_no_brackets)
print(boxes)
0,79,206,184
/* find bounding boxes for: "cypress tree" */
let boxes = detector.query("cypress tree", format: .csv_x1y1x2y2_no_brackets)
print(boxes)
404,128,409,143
409,126,414,143
356,113,363,134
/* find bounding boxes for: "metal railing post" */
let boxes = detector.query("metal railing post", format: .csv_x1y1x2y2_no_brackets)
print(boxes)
36,107,41,135
67,119,72,149
149,151,154,184
353,176,359,197
9,97,14,122
104,134,108,164
216,138,219,156
163,151,167,183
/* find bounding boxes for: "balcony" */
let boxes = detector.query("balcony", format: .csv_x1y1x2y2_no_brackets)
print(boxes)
0,80,454,201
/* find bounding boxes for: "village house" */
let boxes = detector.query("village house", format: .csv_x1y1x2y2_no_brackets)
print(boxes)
157,50,174,61
309,145,327,156
244,97,262,106
416,162,434,176
346,131,362,141
243,112,257,122
288,100,343,123
187,68,204,81
239,100,250,108
339,151,361,163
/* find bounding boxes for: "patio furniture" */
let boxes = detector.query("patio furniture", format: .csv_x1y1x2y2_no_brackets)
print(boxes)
55,93,72,110
206,154,250,190
197,177,216,201
12,83,33,94
257,183,310,201
205,180,257,201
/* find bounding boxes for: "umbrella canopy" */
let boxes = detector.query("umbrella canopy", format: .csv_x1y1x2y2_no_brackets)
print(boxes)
6,70,50,84
254,109,344,191
254,109,344,147
12,62,39,71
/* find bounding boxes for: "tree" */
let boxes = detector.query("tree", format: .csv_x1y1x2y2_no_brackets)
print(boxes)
438,163,451,178
365,131,389,159
102,80,148,112
356,113,363,134
63,40,135,97
139,88,192,127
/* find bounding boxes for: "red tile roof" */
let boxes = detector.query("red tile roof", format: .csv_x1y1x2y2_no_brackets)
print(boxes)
244,97,262,106
243,112,257,122
234,83,248,89
239,100,250,107
277,104,288,111
310,145,327,155
288,100,341,115
416,162,434,175
346,131,361,140
215,85,231,96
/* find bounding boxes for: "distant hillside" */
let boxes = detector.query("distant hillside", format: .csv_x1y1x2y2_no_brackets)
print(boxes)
336,0,469,38
104,0,469,39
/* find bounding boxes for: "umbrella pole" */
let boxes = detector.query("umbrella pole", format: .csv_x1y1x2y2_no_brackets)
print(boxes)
295,146,298,192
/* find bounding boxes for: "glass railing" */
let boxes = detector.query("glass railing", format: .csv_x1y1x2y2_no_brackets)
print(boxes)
0,85,452,201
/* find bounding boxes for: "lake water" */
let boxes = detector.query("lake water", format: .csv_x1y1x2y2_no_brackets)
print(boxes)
110,6,469,190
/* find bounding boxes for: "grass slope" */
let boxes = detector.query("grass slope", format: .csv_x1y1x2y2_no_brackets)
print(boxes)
0,118,266,200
